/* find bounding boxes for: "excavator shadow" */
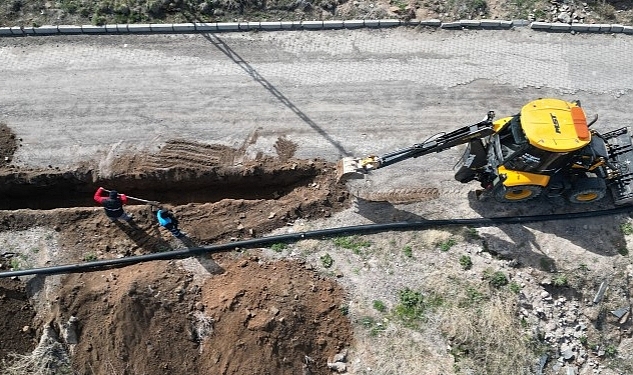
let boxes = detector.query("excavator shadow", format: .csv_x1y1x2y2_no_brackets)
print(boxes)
354,197,427,223
353,190,629,272
466,191,629,269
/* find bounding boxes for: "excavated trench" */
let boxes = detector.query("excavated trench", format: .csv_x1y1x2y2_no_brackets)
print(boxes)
0,163,324,210
0,124,340,210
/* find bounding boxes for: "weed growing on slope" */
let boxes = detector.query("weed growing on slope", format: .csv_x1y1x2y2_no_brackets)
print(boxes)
270,243,287,253
373,300,387,313
320,253,334,268
439,238,457,252
333,236,371,255
459,255,473,270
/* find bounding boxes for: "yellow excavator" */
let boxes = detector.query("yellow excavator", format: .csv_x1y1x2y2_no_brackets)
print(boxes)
337,98,633,205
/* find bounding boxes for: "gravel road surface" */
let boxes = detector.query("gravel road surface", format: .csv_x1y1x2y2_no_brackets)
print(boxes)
1,27,632,192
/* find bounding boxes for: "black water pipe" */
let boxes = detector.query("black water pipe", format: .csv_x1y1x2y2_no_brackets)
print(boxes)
1,205,632,278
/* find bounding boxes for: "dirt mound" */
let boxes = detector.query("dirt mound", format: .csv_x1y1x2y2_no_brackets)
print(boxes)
54,255,351,375
0,278,36,360
0,123,19,168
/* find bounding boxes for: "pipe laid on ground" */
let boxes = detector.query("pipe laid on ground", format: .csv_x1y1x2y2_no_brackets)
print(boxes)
1,204,632,278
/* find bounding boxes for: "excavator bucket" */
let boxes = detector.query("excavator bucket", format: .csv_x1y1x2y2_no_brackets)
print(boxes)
336,157,364,182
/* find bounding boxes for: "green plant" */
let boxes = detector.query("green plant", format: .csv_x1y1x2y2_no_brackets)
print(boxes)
579,335,588,346
578,263,589,272
621,222,633,235
509,282,521,294
439,238,457,252
270,243,287,253
465,226,481,240
360,316,375,328
459,255,473,270
339,304,349,316
605,344,618,358
333,236,371,255
373,300,387,313
30,247,40,254
552,274,568,287
618,246,629,256
462,286,485,306
9,258,21,271
488,271,508,288
83,253,97,262
359,316,386,336
402,245,413,258
320,253,334,268
393,288,426,326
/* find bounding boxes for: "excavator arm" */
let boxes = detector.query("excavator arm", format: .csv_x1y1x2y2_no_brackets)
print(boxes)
337,111,497,181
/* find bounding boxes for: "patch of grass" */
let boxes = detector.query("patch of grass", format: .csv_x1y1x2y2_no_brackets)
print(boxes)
373,300,387,313
465,226,481,240
579,335,588,346
358,316,386,336
320,253,334,268
402,245,413,258
9,258,21,271
439,290,539,374
618,246,629,256
393,288,426,327
83,253,98,262
552,274,568,287
446,0,488,19
605,344,618,358
485,270,508,288
621,222,633,235
459,255,473,270
509,282,521,294
459,286,485,307
270,243,287,253
30,247,40,254
339,304,349,316
578,263,589,272
439,238,457,252
333,236,371,255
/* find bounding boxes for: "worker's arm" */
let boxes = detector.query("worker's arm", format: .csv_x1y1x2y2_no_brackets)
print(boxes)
93,187,105,204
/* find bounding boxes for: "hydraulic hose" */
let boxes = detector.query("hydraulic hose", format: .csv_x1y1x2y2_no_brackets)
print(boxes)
1,204,632,278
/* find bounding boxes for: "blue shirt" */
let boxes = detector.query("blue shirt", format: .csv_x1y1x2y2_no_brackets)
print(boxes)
157,210,172,226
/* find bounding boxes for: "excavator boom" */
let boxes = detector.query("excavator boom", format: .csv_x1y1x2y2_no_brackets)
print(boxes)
337,111,496,181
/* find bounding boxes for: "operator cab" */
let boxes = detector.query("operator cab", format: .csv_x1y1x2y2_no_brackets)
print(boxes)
495,99,592,176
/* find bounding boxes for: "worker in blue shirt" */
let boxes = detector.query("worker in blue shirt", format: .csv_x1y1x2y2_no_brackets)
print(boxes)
156,208,184,238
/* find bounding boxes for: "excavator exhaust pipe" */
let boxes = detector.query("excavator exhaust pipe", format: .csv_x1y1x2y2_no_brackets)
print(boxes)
336,157,364,182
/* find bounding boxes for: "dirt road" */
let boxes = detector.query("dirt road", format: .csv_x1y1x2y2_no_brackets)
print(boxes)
2,28,632,172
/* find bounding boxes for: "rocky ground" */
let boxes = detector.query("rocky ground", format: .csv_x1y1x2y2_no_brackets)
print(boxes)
0,0,632,28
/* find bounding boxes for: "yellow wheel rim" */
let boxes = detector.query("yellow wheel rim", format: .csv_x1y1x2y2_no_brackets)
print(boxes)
575,192,599,202
504,189,533,200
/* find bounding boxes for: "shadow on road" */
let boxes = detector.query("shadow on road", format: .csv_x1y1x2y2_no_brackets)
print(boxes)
202,33,352,158
355,197,427,223
466,192,628,270
353,190,628,272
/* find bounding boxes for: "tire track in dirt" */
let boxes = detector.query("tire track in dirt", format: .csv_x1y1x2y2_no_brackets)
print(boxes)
353,187,441,204
137,140,239,170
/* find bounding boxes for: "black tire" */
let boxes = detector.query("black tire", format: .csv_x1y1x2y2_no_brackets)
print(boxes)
567,178,606,204
494,184,542,203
